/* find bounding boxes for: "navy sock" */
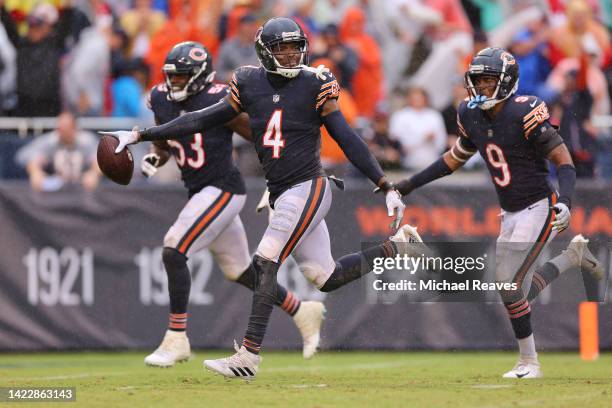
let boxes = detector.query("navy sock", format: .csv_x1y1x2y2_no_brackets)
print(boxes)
242,256,279,354
528,262,560,301
236,265,301,316
505,298,533,339
162,247,191,331
320,241,395,292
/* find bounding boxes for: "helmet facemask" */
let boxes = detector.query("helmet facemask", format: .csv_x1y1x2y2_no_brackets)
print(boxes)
163,62,215,102
259,37,308,78
464,63,519,110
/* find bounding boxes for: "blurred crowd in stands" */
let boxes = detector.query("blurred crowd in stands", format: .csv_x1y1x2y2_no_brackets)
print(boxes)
0,0,611,190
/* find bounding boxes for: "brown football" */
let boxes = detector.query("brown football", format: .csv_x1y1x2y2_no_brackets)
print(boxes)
97,135,134,185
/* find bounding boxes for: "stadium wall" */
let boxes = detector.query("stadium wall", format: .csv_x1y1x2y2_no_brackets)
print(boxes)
0,182,610,351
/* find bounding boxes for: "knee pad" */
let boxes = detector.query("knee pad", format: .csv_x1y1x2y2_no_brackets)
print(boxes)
162,247,188,272
299,261,334,289
252,255,279,293
215,252,250,281
163,228,182,249
256,236,284,262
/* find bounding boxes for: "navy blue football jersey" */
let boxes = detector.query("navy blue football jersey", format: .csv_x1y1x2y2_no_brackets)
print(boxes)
457,95,555,212
148,82,245,196
229,66,340,198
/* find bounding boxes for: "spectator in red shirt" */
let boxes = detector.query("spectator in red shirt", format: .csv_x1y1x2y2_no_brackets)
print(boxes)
408,0,473,110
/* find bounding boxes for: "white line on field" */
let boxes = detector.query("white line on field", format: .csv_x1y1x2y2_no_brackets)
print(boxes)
6,372,128,381
291,384,329,389
264,360,415,373
471,384,514,389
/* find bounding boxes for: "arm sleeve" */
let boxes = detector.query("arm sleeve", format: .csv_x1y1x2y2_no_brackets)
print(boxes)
321,110,385,185
396,157,453,196
531,126,564,157
139,98,240,142
556,164,576,208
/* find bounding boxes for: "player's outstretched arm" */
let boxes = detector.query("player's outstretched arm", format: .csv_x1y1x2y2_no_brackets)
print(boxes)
547,143,575,232
320,99,404,228
101,96,242,153
530,123,575,231
320,99,386,186
395,138,474,197
225,112,253,142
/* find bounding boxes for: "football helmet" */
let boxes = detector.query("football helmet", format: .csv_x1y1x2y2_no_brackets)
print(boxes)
255,17,308,79
464,47,519,110
163,41,215,102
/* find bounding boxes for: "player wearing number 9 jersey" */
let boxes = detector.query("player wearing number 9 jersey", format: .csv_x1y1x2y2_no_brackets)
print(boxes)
394,47,603,379
142,41,327,368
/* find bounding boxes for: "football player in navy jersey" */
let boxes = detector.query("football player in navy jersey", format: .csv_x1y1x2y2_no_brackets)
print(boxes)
140,41,327,367
394,47,603,378
102,18,422,380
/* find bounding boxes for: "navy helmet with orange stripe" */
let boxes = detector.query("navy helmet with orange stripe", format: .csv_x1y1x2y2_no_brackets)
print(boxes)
163,41,215,102
255,17,309,79
464,47,519,110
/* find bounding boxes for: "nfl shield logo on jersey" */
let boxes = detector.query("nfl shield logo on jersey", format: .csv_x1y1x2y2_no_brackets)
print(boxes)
273,94,280,103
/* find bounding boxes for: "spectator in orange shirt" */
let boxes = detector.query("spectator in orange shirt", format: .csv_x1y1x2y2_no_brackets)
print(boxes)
339,6,384,119
145,0,220,87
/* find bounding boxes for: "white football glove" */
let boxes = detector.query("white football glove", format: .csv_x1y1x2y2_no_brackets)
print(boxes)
99,126,141,153
141,153,161,177
255,188,270,213
386,189,405,230
551,202,570,232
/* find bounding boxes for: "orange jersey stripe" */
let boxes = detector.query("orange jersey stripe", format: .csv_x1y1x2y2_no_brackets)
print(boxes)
178,192,231,254
513,195,556,286
280,178,323,261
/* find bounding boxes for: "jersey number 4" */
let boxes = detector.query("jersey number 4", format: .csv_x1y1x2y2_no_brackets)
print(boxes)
485,143,511,187
263,109,285,159
168,133,205,169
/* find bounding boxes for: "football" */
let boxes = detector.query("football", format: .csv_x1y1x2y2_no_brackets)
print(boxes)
97,135,134,185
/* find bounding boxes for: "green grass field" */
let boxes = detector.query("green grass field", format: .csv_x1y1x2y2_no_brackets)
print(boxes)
1,351,611,408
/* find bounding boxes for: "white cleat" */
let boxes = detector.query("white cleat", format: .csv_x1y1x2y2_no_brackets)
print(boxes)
390,224,429,257
144,330,191,367
564,235,604,280
204,341,261,381
502,358,543,379
293,301,326,359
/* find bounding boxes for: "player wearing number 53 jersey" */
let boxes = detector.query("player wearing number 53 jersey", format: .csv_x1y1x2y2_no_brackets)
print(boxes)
102,18,420,380
140,41,327,368
395,47,603,379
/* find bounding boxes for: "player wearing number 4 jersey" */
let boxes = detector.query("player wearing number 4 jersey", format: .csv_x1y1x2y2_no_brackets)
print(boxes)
140,41,326,367
102,17,422,380
395,47,604,379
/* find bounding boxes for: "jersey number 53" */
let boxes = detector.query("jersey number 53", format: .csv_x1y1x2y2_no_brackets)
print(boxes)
168,133,205,169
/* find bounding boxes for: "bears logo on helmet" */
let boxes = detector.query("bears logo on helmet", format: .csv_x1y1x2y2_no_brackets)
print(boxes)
163,41,215,102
